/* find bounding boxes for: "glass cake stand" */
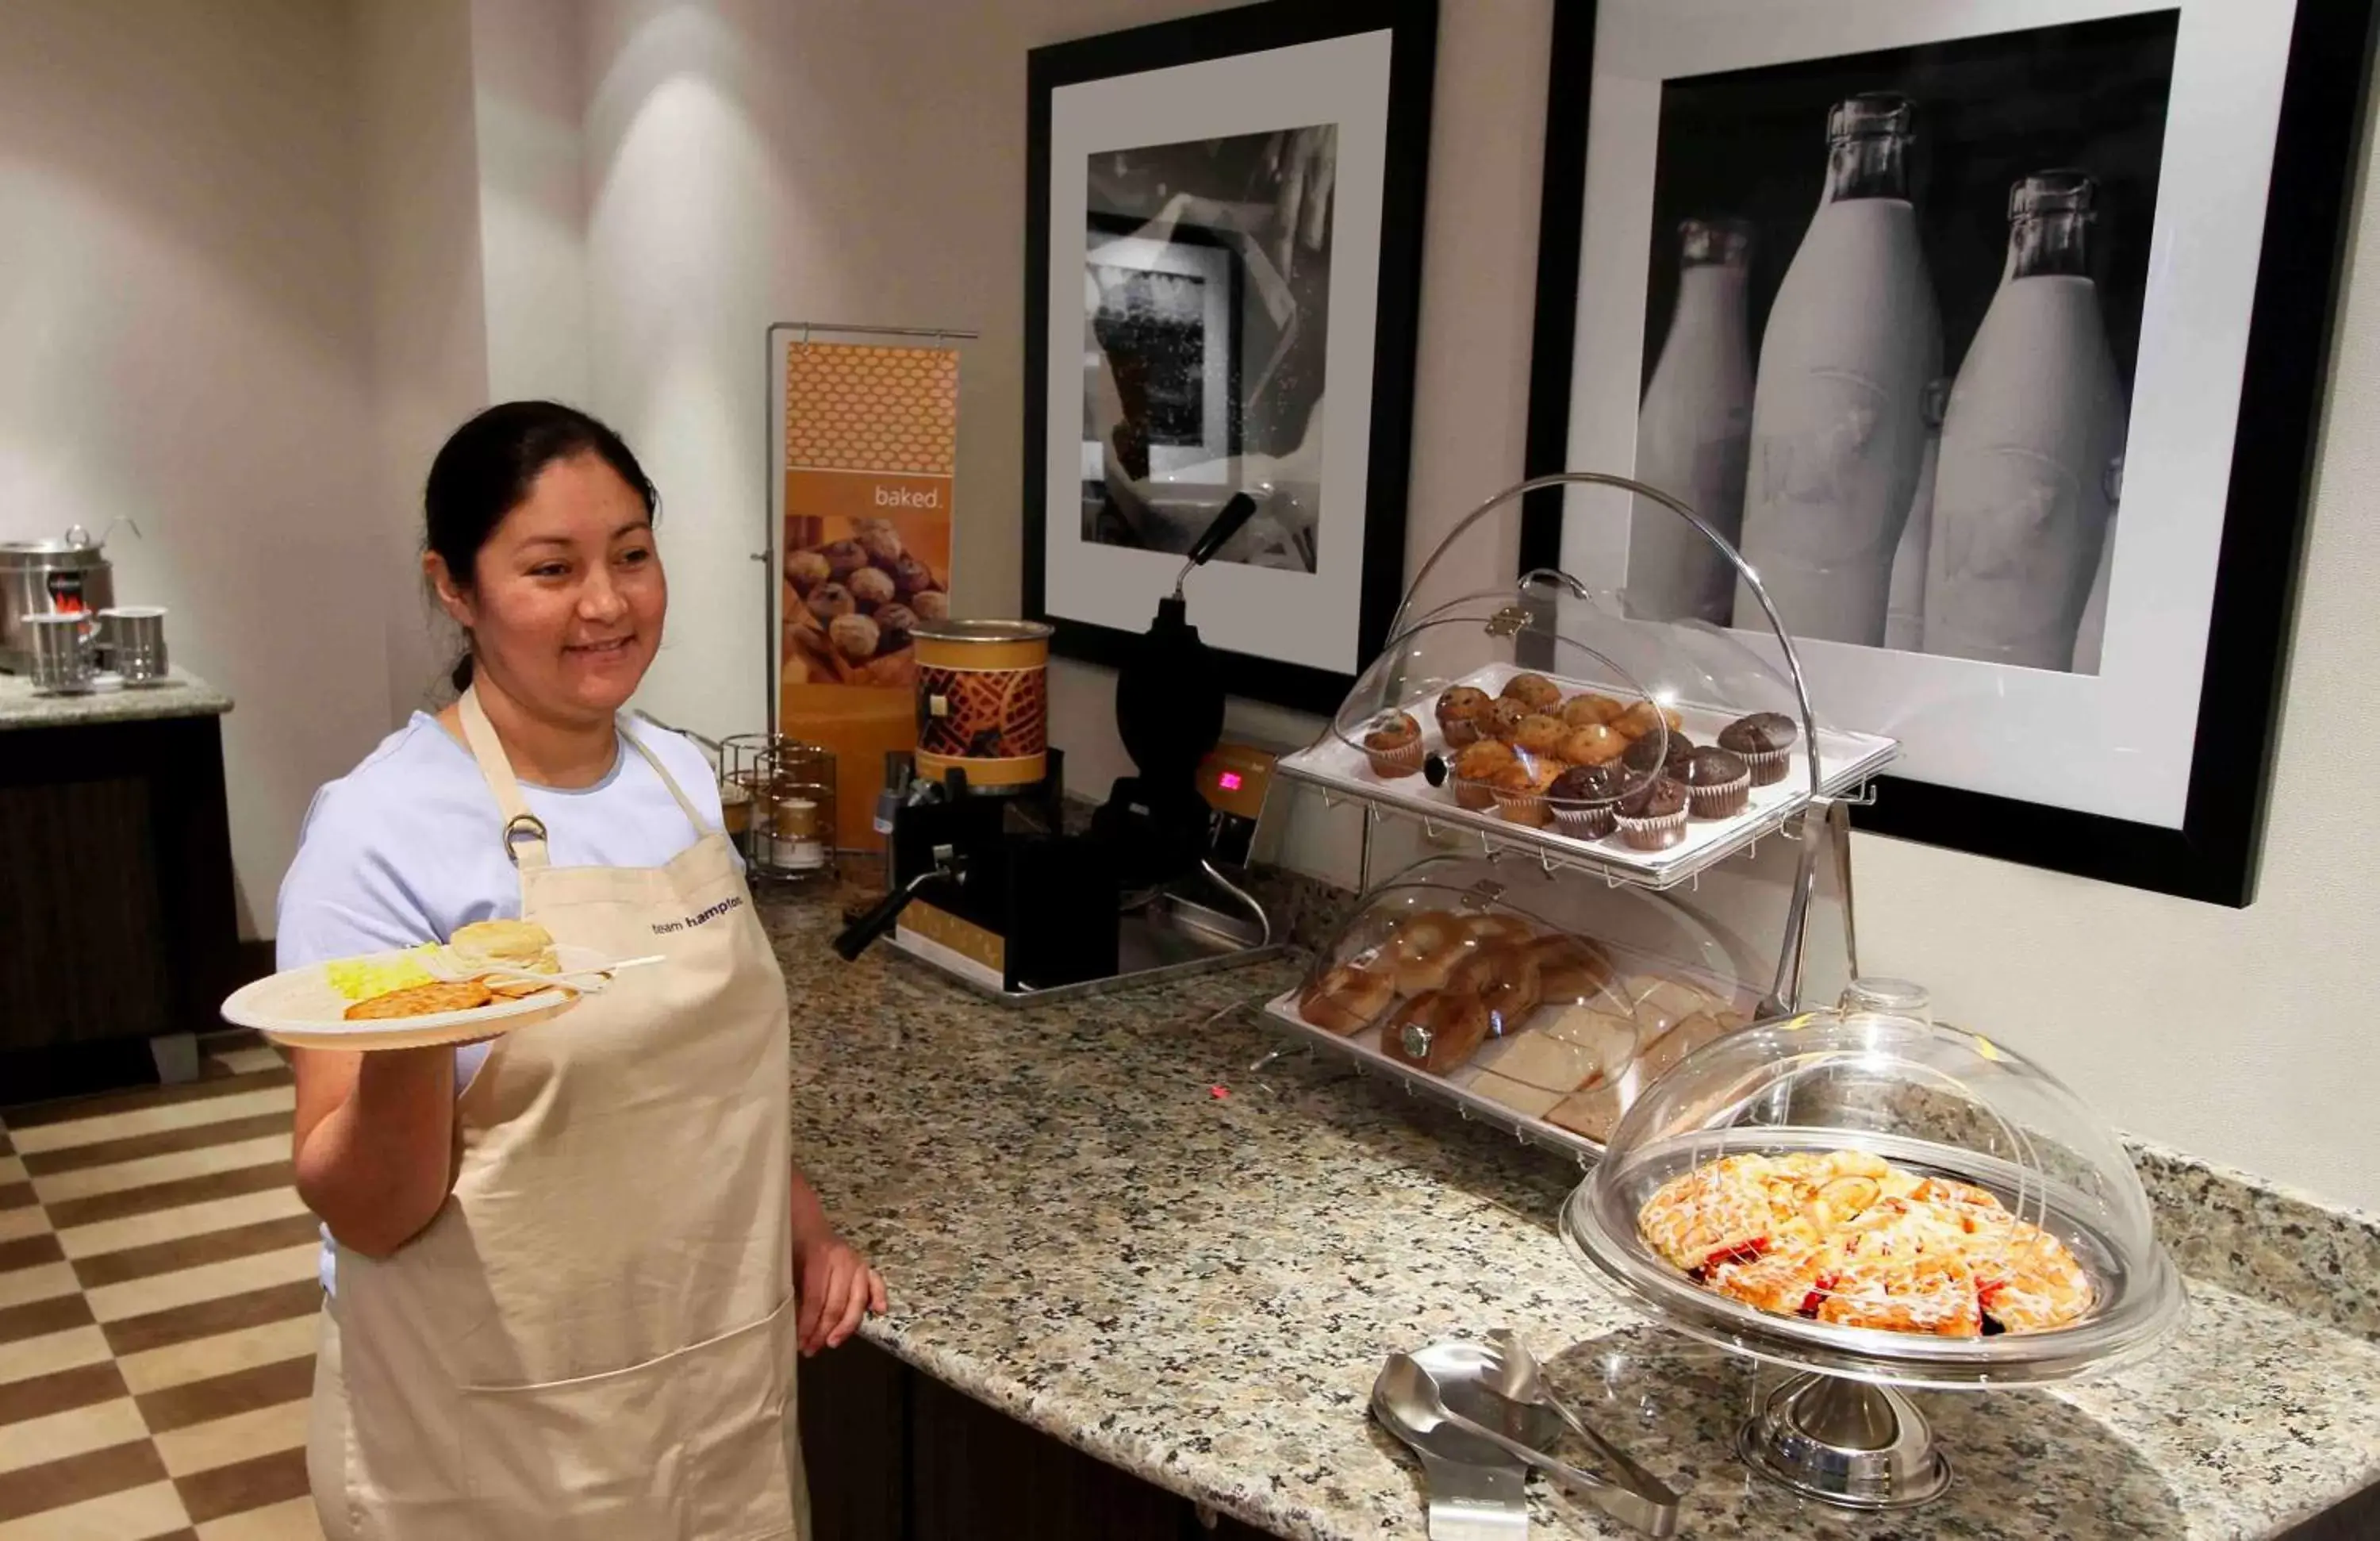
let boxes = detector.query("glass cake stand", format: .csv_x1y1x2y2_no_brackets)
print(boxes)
1559,1006,2187,1509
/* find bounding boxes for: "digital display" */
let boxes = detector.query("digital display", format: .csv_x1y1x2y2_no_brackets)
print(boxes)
1218,771,1243,791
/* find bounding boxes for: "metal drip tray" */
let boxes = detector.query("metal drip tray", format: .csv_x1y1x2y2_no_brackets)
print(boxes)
885,886,1284,1006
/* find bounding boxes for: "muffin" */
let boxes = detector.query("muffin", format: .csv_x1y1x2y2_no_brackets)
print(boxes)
1482,698,1531,744
1500,672,1563,713
1436,686,1493,748
1548,763,1629,840
1514,713,1567,758
1622,731,1695,778
827,613,880,663
1363,712,1425,778
1488,762,1557,828
1562,693,1626,728
1616,776,1690,851
820,539,870,582
856,520,905,566
1611,700,1683,741
785,549,831,594
848,566,897,609
1679,746,1752,820
892,554,939,597
1558,723,1625,767
805,582,856,624
1452,740,1516,809
874,602,918,653
1718,712,1800,786
911,590,950,622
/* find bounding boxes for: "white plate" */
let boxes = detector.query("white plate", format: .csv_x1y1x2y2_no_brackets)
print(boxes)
221,945,610,1051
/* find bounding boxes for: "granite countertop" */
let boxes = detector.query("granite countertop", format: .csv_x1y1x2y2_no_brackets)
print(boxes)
766,891,2380,1540
0,666,232,730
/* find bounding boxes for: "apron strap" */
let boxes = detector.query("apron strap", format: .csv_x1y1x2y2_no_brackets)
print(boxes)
618,716,718,839
456,686,552,870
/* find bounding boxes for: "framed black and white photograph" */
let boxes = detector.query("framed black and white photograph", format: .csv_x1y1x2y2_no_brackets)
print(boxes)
1027,0,1436,714
1524,0,2375,903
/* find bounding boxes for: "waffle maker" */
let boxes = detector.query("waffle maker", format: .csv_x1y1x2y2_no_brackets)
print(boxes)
1091,492,1257,888
832,494,1282,1000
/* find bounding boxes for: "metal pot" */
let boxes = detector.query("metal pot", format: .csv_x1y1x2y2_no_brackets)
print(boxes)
1,524,128,674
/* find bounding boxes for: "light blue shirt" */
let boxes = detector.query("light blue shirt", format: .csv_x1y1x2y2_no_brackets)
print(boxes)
274,710,734,1291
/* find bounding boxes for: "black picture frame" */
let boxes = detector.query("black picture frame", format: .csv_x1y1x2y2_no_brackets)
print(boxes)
1024,0,1437,717
1522,0,2376,905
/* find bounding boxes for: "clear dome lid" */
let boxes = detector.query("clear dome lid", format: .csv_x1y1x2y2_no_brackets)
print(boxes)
1319,575,1858,863
1285,855,1760,1147
1560,1004,2186,1387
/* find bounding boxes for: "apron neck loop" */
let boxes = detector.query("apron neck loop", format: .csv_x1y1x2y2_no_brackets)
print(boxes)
458,686,552,869
617,715,719,838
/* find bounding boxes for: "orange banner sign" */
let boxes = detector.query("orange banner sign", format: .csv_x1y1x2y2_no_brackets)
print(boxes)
776,340,960,851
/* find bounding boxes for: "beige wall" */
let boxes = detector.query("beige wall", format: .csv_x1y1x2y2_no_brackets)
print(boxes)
574,0,2380,1209
0,0,384,936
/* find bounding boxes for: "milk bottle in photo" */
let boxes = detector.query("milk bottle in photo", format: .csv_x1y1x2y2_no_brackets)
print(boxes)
1735,94,1941,646
1630,218,1754,624
1925,171,2128,671
1885,379,1952,651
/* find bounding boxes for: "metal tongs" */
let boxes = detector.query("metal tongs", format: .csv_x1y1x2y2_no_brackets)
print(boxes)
1376,1333,1681,1538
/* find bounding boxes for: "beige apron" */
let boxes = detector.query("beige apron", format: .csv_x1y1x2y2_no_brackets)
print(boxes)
307,689,808,1540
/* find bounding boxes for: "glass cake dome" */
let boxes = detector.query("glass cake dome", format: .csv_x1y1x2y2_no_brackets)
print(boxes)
1562,1004,2186,1389
1558,997,2187,1508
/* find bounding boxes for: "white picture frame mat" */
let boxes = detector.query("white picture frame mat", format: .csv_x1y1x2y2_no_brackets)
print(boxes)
1044,29,1395,675
1558,0,2295,828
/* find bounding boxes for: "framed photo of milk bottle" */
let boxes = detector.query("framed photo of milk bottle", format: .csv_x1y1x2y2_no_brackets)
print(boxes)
1523,0,2374,905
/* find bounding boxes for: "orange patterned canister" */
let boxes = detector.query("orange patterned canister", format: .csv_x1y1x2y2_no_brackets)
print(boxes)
911,619,1054,789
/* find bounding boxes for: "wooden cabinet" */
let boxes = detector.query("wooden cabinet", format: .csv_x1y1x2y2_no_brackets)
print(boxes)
800,1339,1284,1541
0,713,240,1101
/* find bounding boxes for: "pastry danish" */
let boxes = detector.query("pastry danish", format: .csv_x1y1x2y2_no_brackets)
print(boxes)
1637,1151,2094,1335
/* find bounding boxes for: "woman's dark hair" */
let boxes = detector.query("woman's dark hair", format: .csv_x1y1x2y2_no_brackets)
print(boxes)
425,401,659,692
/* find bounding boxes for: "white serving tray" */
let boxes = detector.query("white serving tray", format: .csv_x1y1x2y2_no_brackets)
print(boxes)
1254,947,1760,1166
1275,663,1897,891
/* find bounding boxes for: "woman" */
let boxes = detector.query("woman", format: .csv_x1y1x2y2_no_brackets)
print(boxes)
279,402,882,1539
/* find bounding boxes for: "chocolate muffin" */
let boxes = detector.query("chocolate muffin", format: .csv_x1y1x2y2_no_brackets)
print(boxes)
1679,746,1752,820
1548,762,1629,840
1436,686,1494,748
1718,712,1800,786
1616,776,1689,851
1621,731,1696,778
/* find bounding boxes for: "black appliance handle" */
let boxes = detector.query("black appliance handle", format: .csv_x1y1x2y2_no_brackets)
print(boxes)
831,865,954,961
1173,492,1261,594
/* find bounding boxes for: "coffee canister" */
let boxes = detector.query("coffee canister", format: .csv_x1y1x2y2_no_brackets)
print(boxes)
911,619,1053,790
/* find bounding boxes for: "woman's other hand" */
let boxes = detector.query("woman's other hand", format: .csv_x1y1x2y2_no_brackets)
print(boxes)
794,1232,887,1356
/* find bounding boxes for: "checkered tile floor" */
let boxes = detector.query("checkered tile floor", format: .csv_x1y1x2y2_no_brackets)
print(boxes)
0,1031,324,1539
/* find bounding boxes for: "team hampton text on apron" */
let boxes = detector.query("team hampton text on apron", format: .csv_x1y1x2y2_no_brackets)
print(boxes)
307,689,809,1539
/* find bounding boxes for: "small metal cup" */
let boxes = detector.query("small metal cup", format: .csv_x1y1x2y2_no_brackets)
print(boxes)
98,606,167,682
25,613,96,693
